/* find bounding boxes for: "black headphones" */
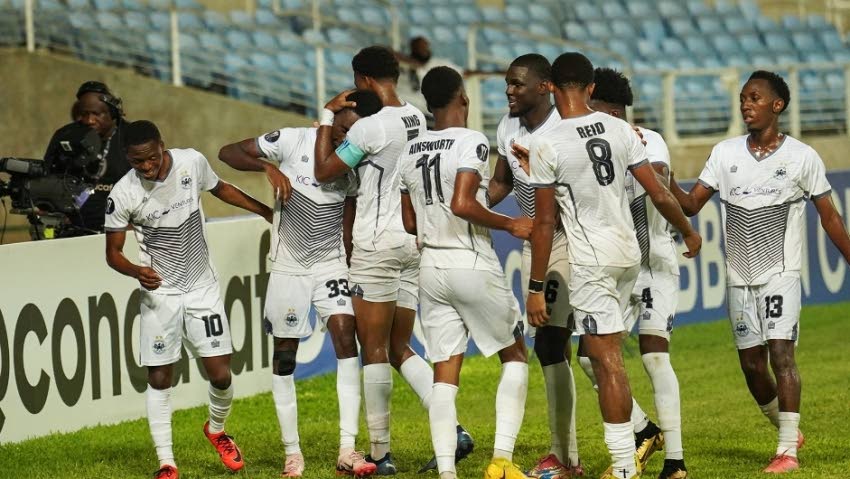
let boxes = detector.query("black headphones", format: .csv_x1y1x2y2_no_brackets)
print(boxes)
76,81,124,120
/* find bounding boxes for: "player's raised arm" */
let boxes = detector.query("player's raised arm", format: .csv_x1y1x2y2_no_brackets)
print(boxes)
210,180,273,223
669,173,714,217
219,135,292,203
631,163,701,258
488,155,514,207
315,90,359,183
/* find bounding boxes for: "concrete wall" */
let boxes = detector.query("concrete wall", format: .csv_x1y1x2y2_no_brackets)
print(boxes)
0,48,310,242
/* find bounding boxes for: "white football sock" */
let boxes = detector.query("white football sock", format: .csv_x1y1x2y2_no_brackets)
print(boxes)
364,363,392,459
567,361,580,466
777,412,800,457
631,398,649,433
494,361,528,461
642,352,683,460
578,355,599,390
759,396,781,429
400,354,434,410
604,421,637,478
542,361,573,464
272,375,301,455
146,386,175,468
207,383,233,434
337,357,360,450
430,383,459,474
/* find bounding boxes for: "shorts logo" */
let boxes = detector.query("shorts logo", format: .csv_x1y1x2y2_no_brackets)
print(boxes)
730,165,738,173
264,130,281,143
210,339,220,348
301,155,309,163
767,321,776,330
152,336,166,355
735,321,749,337
351,284,364,297
181,175,192,189
263,318,273,335
476,143,490,162
337,298,346,306
285,309,298,327
582,315,598,335
774,167,787,180
791,323,798,341
105,197,115,214
666,315,674,332
641,311,651,321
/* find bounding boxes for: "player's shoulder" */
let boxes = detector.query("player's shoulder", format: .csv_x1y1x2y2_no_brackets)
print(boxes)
637,126,665,145
110,169,141,203
168,147,204,162
497,112,518,131
781,135,817,156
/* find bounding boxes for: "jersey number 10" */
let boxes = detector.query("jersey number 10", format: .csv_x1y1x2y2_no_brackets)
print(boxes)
416,153,445,205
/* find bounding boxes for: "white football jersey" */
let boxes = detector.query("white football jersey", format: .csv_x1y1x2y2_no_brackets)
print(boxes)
496,107,562,219
529,111,646,267
105,148,219,294
344,102,427,251
257,127,356,274
624,127,679,276
698,135,831,286
399,127,500,271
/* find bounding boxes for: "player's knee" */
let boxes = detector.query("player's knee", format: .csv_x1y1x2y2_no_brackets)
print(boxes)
739,355,769,378
273,350,297,376
388,345,412,370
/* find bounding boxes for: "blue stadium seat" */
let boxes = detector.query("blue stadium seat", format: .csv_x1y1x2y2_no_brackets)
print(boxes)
327,50,351,67
611,19,638,38
433,6,455,24
641,18,667,41
624,0,654,19
685,0,710,16
67,0,90,8
754,16,779,32
636,38,658,58
714,0,739,17
724,16,752,34
408,6,431,25
807,15,829,29
737,32,764,53
489,43,513,62
781,15,806,32
601,2,628,19
199,32,226,52
791,32,821,53
178,32,199,50
527,4,550,21
174,0,201,8
256,10,281,26
203,11,227,29
669,18,696,38
149,11,170,30
711,35,739,54
179,12,204,30
226,30,253,49
820,30,844,50
123,10,145,30
697,17,724,35
121,0,145,10
326,27,354,45
302,29,325,44
504,5,528,23
684,36,714,56
360,7,387,26
145,31,169,52
574,2,601,22
252,30,276,50
480,7,503,23
803,51,830,63
739,0,761,19
563,21,589,41
585,21,609,39
764,32,795,52
276,51,305,70
528,23,558,37
95,11,123,30
725,52,750,67
92,0,118,9
456,5,480,23
775,51,800,65
658,1,687,18
661,38,686,56
431,25,455,43
607,38,635,58
230,10,253,25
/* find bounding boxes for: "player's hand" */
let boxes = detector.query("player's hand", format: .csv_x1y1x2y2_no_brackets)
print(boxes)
526,292,549,327
511,143,531,175
136,266,162,290
509,216,533,240
324,89,357,113
682,230,702,258
632,125,647,145
265,164,292,204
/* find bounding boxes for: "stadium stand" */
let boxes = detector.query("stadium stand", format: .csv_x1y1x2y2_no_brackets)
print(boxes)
0,0,848,139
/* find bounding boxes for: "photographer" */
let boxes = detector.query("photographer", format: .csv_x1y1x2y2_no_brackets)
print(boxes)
44,81,130,234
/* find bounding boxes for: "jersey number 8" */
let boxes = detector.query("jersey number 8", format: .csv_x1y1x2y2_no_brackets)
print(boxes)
586,138,615,186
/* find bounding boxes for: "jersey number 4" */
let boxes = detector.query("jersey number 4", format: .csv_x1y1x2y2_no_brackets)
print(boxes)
416,153,444,204
586,138,615,186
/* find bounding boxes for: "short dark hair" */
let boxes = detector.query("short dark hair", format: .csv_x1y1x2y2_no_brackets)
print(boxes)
352,45,400,81
510,54,551,82
748,70,790,112
551,52,594,89
345,89,383,117
123,120,161,150
421,66,464,110
590,67,634,107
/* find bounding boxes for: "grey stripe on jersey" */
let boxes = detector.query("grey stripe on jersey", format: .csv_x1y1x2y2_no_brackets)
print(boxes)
142,208,210,292
724,201,790,283
629,193,651,270
278,188,344,268
512,177,536,218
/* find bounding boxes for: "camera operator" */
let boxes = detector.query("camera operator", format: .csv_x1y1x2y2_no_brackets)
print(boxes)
43,81,130,234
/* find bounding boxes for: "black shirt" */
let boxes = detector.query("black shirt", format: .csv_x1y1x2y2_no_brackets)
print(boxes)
43,121,131,232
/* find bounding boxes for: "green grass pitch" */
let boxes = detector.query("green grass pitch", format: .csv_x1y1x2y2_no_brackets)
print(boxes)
4,303,849,478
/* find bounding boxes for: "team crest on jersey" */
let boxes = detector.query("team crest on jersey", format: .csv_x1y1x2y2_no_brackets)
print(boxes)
181,175,192,189
152,336,166,355
105,197,115,214
285,309,298,327
735,321,749,337
774,167,787,180
476,143,490,162
730,165,738,173
264,130,281,143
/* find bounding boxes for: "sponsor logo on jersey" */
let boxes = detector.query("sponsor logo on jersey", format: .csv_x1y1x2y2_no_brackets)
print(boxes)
729,186,782,197
181,175,192,189
774,167,787,180
152,336,166,355
735,321,749,337
105,197,115,214
295,174,314,185
264,130,281,143
476,143,490,162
